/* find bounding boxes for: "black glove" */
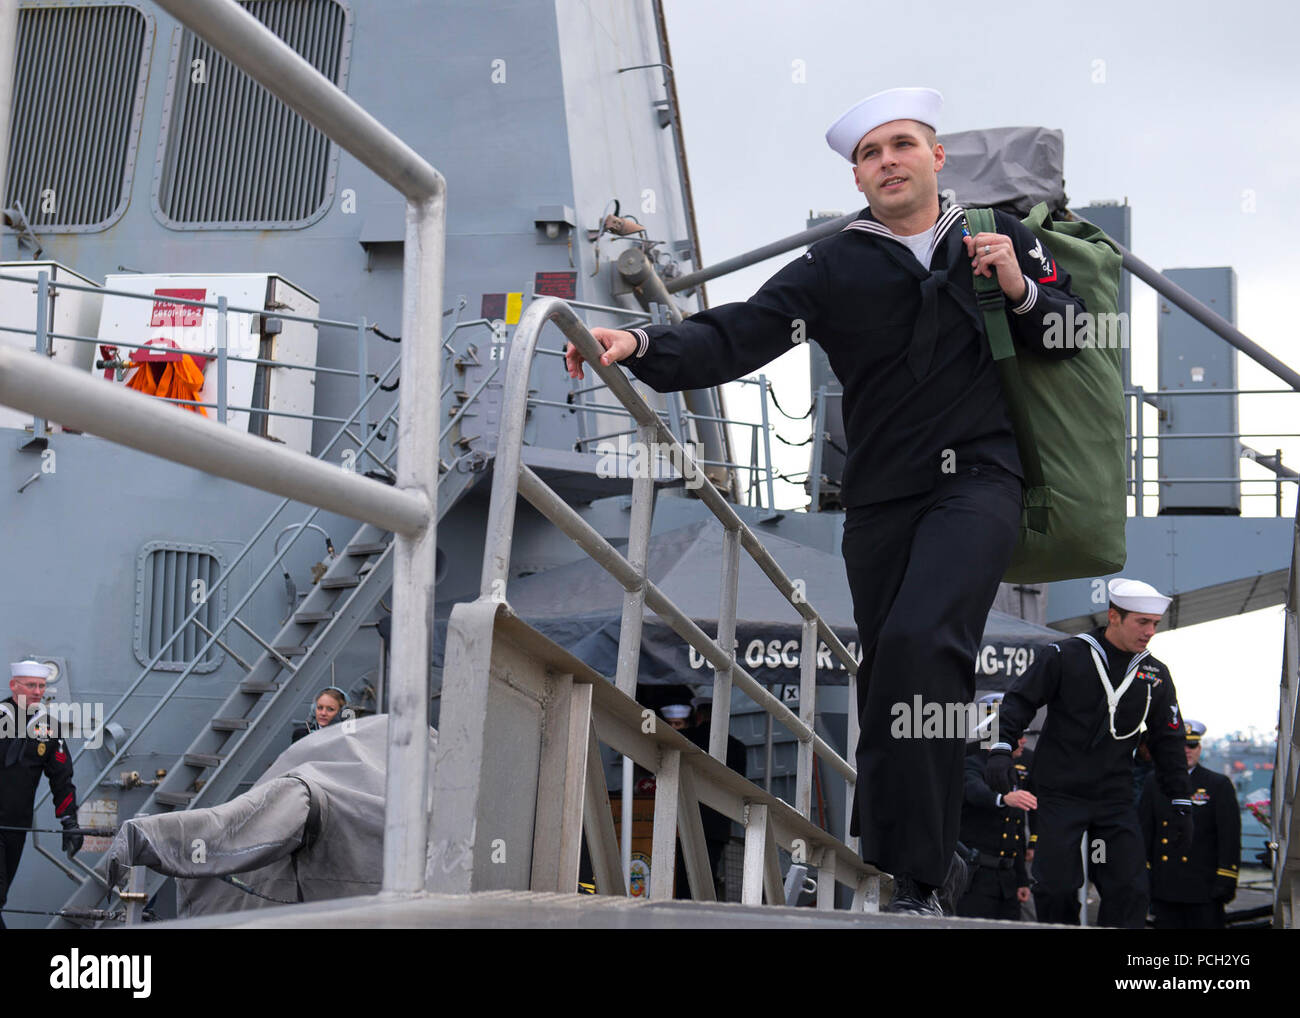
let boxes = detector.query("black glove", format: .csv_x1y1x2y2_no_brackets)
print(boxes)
985,747,1015,795
61,814,83,857
1169,804,1194,849
1211,874,1237,903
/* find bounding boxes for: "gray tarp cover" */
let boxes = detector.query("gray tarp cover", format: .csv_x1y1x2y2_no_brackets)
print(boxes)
937,126,1067,217
105,715,436,915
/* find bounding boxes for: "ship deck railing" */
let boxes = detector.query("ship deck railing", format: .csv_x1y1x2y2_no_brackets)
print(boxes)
446,293,876,905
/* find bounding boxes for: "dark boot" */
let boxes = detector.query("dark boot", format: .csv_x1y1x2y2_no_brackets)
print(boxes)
884,875,944,916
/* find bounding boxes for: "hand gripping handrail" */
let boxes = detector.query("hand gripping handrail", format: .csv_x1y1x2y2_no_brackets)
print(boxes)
479,297,859,839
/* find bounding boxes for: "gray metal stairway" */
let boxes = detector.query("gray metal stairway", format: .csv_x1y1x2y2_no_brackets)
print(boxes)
50,463,485,926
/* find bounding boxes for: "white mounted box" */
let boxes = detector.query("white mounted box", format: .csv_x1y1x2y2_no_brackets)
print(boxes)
0,261,103,432
98,273,320,454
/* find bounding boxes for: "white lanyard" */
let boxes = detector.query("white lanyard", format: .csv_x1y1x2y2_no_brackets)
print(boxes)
1076,634,1151,740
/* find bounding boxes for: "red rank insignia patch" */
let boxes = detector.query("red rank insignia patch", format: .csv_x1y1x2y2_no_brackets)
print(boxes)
55,749,67,763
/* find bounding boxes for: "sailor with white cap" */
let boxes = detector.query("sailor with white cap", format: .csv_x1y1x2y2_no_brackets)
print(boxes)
2,659,80,928
988,579,1192,928
563,86,1087,916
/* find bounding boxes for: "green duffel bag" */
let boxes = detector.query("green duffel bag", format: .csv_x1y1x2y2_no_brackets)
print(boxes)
965,203,1127,584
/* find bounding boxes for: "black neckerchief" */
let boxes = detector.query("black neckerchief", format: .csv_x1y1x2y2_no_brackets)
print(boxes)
840,202,983,379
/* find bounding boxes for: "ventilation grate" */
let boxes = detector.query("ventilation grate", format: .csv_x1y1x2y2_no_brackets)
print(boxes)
5,3,149,231
158,0,347,227
134,543,226,673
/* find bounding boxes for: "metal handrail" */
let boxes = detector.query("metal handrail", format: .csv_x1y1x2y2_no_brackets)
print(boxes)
478,297,860,847
0,270,364,329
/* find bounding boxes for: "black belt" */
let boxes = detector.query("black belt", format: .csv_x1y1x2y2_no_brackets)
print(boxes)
975,852,1016,871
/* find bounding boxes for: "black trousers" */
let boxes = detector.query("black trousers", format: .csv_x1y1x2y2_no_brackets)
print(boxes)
1032,793,1146,928
957,865,1022,920
1152,899,1225,930
845,464,1021,888
0,828,27,931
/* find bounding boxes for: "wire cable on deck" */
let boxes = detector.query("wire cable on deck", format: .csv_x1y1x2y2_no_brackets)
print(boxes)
774,432,813,446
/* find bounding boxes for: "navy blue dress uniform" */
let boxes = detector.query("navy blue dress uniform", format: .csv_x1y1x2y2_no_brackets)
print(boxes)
613,88,1086,901
1139,721,1240,929
957,744,1029,920
1,663,80,929
988,581,1192,928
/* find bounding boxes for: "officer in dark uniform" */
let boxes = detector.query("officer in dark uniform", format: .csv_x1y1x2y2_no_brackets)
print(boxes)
1,660,81,929
1140,720,1240,929
988,579,1192,928
566,86,1085,915
957,695,1034,920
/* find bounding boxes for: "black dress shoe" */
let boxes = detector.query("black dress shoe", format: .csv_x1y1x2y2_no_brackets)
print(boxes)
884,875,944,916
938,850,972,915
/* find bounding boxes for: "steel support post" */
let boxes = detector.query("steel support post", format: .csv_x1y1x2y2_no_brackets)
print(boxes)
709,527,740,763
796,618,817,819
809,386,826,509
357,316,369,452
757,373,777,517
387,195,443,893
613,422,655,696
217,295,228,424
25,270,50,447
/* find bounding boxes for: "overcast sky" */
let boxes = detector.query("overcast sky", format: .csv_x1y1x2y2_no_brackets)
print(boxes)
659,0,1298,737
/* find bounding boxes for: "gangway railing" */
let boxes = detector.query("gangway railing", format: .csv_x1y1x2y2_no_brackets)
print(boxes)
430,295,878,907
1274,508,1300,927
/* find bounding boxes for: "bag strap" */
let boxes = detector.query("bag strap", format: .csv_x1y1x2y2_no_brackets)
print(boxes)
963,207,1048,531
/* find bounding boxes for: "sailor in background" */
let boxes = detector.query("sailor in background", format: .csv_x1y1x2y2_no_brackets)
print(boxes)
957,694,1035,920
291,686,354,743
1,660,80,929
565,86,1085,915
1140,720,1240,929
661,703,692,731
988,579,1192,927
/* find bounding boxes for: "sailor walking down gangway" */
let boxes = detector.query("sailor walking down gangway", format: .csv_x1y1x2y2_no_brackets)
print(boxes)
567,85,1091,915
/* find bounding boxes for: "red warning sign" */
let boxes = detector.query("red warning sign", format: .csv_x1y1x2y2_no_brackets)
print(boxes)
150,288,207,328
534,271,577,300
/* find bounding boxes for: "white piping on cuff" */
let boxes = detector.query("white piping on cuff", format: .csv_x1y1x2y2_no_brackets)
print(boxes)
1010,276,1038,315
629,328,649,358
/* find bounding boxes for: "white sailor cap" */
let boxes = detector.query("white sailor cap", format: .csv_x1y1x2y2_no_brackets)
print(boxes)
10,659,50,680
824,87,943,162
662,704,691,721
1107,578,1171,616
